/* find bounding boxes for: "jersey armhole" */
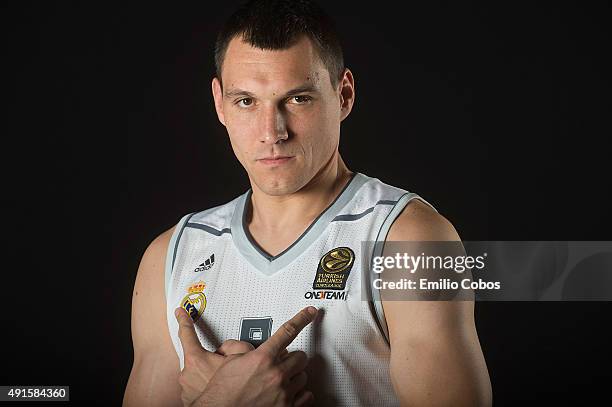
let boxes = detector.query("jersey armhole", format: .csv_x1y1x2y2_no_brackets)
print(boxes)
164,212,196,300
368,193,439,345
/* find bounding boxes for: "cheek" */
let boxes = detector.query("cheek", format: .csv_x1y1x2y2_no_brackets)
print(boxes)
225,115,264,157
226,126,256,163
293,103,333,133
226,108,253,129
303,104,338,146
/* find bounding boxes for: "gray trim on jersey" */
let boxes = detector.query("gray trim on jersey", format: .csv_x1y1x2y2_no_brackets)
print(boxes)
230,172,370,276
331,199,398,222
164,212,196,299
369,193,439,344
185,223,231,236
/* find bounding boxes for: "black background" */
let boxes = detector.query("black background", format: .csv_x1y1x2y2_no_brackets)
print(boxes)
2,1,611,405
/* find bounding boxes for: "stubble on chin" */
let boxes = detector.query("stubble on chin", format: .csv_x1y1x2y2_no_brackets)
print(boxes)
254,172,305,197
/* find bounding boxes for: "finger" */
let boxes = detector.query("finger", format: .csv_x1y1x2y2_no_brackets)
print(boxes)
293,390,314,407
259,307,317,356
279,350,308,377
175,307,206,356
216,339,255,356
287,371,308,395
279,348,290,360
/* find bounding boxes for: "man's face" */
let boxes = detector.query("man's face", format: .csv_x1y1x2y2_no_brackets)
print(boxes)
212,35,351,196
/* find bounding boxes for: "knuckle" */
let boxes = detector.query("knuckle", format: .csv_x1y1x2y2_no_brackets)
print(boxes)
267,367,284,387
280,321,298,338
253,350,272,367
242,341,256,351
299,309,312,322
228,340,253,353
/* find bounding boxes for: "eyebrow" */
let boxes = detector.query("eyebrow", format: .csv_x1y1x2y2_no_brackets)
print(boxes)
224,84,319,99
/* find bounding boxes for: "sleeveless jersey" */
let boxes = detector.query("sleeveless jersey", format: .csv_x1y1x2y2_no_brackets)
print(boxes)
164,172,437,406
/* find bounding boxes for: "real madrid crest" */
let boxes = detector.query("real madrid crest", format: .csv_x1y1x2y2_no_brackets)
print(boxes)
181,281,207,322
312,247,355,290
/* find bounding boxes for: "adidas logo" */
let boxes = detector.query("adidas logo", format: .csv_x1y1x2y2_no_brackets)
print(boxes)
194,253,215,272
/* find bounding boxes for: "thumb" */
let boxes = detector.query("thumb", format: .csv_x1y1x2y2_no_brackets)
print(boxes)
175,307,205,356
216,339,255,356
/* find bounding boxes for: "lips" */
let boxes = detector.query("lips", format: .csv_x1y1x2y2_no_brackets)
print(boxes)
260,155,292,160
258,156,294,165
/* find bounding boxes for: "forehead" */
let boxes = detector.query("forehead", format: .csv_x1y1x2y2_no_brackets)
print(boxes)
220,35,330,90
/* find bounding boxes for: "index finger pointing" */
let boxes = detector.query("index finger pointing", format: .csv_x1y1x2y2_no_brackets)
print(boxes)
259,307,317,356
175,307,206,355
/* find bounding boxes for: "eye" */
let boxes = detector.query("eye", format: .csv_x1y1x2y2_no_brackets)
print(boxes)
236,98,253,107
288,95,312,104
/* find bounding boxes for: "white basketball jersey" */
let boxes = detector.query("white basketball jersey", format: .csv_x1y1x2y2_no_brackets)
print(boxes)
165,172,437,406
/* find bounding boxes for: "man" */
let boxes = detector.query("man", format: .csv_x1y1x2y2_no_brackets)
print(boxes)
124,0,492,406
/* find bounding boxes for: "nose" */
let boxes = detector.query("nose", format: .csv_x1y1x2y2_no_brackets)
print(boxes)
259,104,288,144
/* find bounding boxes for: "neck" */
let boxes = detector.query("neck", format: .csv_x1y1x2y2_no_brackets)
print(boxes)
247,153,353,233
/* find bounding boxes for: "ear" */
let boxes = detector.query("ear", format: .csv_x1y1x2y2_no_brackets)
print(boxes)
211,77,226,126
338,68,355,122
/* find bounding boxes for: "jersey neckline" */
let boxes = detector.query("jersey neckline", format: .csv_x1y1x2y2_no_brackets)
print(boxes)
230,172,369,276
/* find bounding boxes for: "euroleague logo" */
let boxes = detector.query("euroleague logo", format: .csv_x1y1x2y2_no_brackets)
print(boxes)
305,247,354,301
320,247,354,274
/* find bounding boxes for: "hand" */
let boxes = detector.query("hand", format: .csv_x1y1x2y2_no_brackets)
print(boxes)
176,306,318,407
175,307,257,406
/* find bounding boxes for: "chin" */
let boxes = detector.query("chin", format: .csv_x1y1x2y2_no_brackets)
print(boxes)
260,182,299,196
256,173,303,196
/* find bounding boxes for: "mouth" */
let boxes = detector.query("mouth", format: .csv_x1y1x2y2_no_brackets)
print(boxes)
257,156,294,166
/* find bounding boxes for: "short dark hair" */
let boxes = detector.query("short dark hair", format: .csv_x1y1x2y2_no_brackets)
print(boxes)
214,0,344,87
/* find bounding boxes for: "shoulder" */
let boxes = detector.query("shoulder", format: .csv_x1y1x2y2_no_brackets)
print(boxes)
132,224,177,335
133,224,178,315
140,225,176,271
386,198,460,242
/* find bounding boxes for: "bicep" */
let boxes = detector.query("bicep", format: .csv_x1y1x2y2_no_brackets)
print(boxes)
381,200,492,405
124,352,182,407
123,228,182,407
385,300,491,406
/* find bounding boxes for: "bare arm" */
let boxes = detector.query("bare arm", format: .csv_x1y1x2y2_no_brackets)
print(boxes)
123,226,183,407
382,200,492,406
